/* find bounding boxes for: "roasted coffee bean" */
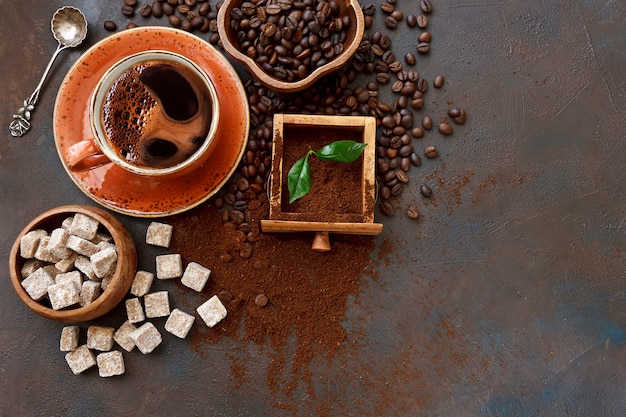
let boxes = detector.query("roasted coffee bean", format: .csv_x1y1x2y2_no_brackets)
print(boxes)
411,98,425,110
376,72,390,84
424,146,438,158
126,22,138,29
255,293,269,306
420,184,433,198
219,253,233,263
453,110,467,124
407,206,420,219
168,14,182,27
438,121,453,135
391,10,403,21
419,31,432,43
139,4,152,17
121,4,135,16
416,14,428,28
420,0,433,13
400,157,411,171
391,80,404,93
391,183,403,196
416,42,430,54
388,157,399,169
124,0,137,6
396,95,408,108
410,152,422,166
389,61,402,72
411,127,424,138
405,52,416,65
448,107,461,118
422,116,433,130
380,2,394,13
380,1,395,14
151,1,164,18
433,75,445,88
417,78,428,92
104,20,117,31
380,201,394,216
162,2,175,15
401,82,416,96
399,144,413,157
240,243,253,259
396,170,409,183
406,14,417,28
380,185,391,200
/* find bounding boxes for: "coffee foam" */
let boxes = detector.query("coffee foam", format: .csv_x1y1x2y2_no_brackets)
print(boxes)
101,61,211,169
102,63,157,164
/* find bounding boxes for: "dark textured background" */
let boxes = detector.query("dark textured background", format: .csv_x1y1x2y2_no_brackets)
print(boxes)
1,0,625,415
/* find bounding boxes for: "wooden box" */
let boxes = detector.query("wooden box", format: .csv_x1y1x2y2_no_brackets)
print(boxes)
261,114,383,251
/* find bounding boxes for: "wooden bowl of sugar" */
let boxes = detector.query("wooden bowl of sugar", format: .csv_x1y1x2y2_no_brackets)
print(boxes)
9,205,137,323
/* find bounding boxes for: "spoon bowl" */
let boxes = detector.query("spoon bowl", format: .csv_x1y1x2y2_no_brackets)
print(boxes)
52,6,88,47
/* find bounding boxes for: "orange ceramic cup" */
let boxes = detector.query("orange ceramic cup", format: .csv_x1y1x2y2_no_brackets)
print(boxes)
67,50,220,178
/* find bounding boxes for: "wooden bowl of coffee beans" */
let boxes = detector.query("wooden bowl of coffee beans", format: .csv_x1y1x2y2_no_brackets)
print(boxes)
9,205,137,323
218,0,364,93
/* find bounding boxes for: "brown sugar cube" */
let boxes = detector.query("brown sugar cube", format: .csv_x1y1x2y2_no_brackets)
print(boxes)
97,351,125,377
80,281,102,306
114,321,137,352
144,291,170,318
55,270,83,287
130,322,162,354
48,228,72,259
197,295,227,328
87,326,115,351
21,259,43,278
65,345,96,375
61,216,74,231
92,232,113,245
130,270,154,297
69,213,99,240
55,252,78,273
165,308,195,339
125,298,145,323
181,262,211,292
75,256,98,281
34,236,61,263
90,246,117,278
20,229,47,259
21,267,55,301
156,254,183,279
60,326,80,352
48,281,81,310
146,222,173,248
66,235,98,257
43,265,62,280
101,274,113,291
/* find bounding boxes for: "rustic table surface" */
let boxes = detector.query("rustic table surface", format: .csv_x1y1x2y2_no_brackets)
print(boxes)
1,0,625,416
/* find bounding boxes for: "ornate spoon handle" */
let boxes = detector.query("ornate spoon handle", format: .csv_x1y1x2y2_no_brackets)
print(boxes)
9,44,65,137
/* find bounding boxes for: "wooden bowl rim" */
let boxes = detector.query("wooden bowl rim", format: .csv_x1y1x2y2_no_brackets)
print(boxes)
9,205,137,323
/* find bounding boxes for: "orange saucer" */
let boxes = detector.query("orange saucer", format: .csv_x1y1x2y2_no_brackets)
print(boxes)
54,27,249,217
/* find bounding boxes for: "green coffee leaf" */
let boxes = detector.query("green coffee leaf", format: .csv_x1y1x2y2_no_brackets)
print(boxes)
287,153,312,203
314,140,367,163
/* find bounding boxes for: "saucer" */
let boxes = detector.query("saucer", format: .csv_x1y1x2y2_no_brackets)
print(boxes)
53,27,249,217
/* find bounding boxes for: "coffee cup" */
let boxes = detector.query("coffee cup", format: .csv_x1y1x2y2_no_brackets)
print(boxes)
67,50,220,177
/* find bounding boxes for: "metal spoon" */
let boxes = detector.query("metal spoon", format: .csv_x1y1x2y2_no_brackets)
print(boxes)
9,6,88,137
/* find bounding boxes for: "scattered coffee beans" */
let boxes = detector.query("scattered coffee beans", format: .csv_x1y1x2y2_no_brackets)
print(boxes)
420,184,433,198
424,146,438,158
104,20,117,32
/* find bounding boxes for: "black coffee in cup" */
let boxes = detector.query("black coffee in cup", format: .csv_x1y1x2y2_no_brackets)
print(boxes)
101,60,212,169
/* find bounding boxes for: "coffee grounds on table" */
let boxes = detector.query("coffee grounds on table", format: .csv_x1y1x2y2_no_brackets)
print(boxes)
169,196,376,399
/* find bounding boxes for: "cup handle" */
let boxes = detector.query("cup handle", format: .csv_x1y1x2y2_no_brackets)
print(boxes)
66,138,112,172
